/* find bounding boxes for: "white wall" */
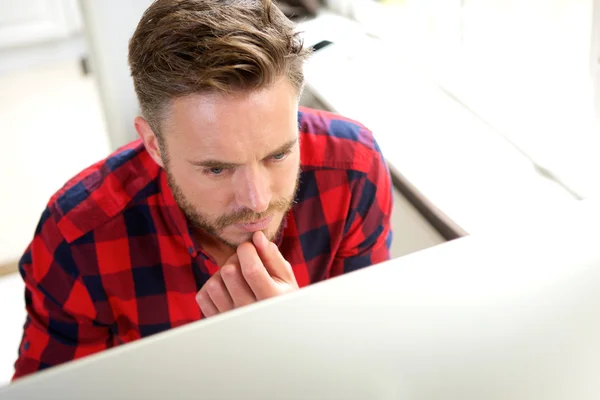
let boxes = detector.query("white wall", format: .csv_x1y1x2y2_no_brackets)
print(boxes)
78,0,153,150
0,0,111,265
0,61,110,266
389,190,445,258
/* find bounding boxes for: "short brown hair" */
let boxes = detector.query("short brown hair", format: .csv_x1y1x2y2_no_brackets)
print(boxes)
128,0,310,133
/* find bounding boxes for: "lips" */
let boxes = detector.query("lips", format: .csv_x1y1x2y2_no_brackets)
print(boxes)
235,215,273,232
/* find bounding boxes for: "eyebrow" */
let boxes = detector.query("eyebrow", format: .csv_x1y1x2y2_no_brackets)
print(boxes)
188,138,298,169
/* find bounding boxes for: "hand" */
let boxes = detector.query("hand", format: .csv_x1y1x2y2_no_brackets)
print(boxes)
195,231,298,318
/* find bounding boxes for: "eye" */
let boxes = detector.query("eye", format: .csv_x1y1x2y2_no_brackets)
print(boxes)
270,152,288,161
203,167,225,176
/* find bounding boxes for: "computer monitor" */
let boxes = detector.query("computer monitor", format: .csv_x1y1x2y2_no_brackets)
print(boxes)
2,200,600,400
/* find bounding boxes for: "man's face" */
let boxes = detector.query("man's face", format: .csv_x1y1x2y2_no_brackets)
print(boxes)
158,79,301,247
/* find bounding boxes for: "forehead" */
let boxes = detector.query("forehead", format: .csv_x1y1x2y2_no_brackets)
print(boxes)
164,80,299,154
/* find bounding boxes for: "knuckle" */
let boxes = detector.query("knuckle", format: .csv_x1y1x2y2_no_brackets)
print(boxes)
243,263,264,278
221,264,238,279
205,279,222,294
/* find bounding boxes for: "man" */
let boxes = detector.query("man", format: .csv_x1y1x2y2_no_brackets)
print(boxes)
13,0,392,379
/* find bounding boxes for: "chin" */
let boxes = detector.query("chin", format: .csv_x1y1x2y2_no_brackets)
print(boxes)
219,229,264,247
218,232,252,247
265,213,285,241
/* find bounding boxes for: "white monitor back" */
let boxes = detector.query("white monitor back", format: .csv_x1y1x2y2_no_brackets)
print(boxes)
2,200,600,400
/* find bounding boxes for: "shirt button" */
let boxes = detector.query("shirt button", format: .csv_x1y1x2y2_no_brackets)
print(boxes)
24,341,30,351
188,246,194,255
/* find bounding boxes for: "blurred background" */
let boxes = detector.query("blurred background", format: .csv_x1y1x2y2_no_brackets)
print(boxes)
1,0,599,385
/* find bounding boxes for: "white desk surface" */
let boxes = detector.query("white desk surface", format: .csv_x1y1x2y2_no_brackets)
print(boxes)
297,13,579,236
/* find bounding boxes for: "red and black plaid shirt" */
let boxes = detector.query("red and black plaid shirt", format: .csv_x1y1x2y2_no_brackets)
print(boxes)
13,107,393,379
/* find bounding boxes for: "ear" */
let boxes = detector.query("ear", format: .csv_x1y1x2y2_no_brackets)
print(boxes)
134,116,164,168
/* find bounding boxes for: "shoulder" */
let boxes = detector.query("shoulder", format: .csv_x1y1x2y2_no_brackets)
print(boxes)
294,107,392,221
46,139,161,243
298,106,384,174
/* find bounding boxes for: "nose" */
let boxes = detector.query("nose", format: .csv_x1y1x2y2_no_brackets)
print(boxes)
234,165,271,213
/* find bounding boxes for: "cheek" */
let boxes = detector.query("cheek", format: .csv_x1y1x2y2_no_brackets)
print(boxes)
170,165,233,211
273,155,300,195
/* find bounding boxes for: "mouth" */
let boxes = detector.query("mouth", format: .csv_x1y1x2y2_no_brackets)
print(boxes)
234,215,273,232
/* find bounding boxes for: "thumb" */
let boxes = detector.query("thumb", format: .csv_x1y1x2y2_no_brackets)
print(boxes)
252,231,295,282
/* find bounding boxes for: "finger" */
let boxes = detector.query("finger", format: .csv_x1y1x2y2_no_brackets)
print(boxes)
236,241,276,300
221,258,256,307
195,290,219,318
252,231,295,282
203,272,235,313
